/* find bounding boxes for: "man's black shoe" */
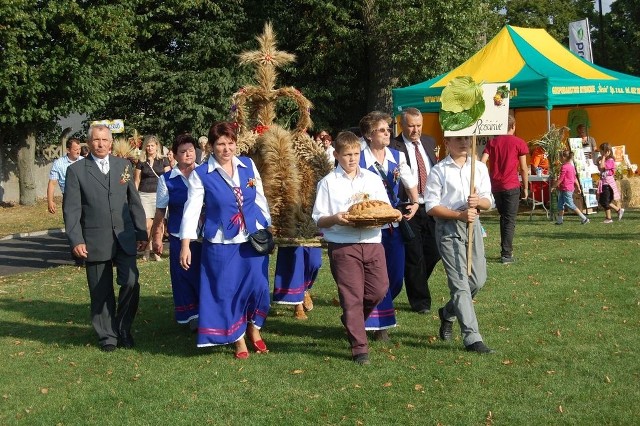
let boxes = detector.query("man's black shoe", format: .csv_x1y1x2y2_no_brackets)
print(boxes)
118,331,135,349
438,308,453,341
100,344,117,352
412,307,431,314
465,341,496,354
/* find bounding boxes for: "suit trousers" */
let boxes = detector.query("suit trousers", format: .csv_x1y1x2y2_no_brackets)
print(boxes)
404,206,441,311
85,242,140,347
328,243,388,357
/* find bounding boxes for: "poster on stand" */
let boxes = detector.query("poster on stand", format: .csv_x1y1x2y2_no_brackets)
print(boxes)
569,137,598,209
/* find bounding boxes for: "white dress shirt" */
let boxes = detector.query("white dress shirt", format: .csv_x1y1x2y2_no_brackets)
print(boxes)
312,165,390,243
424,155,491,213
91,154,109,174
402,135,432,203
179,156,271,243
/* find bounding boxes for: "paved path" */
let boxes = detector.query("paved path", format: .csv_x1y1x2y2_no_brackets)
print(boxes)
0,230,76,277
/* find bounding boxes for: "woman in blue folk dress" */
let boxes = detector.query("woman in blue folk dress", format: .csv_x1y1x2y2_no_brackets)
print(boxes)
151,134,201,331
179,122,272,359
358,111,419,341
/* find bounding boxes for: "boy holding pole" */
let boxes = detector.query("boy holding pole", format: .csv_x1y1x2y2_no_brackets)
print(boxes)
424,135,495,354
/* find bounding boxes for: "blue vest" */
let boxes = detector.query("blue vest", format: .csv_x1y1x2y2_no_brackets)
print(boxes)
195,156,268,240
360,148,402,207
164,171,189,235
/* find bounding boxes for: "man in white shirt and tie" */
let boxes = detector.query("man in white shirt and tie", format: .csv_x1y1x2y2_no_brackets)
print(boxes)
389,107,441,314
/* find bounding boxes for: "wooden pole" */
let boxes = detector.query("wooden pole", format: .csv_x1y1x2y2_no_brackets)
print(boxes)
467,134,476,276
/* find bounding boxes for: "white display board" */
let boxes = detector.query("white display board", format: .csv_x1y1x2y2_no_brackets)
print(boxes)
569,137,598,209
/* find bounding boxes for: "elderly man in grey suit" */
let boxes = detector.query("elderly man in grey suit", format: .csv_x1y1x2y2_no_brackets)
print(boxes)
389,107,441,314
63,124,148,352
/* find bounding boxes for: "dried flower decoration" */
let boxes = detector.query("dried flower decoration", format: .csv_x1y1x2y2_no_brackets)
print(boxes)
120,165,131,184
246,178,257,188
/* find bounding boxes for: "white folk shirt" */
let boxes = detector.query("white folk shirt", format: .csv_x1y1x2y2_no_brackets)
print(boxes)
312,164,390,243
424,155,491,213
402,135,432,203
179,155,271,243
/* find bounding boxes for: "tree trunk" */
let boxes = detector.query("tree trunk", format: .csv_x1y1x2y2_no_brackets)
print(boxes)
363,0,396,114
17,129,37,206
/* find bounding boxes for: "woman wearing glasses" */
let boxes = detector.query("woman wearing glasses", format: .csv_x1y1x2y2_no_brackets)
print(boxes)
358,111,419,342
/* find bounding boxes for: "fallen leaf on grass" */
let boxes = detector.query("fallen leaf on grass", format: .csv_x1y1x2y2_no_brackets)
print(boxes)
602,306,610,311
40,388,48,394
291,369,303,374
558,405,564,414
553,329,561,337
132,374,141,381
382,382,392,388
501,359,513,365
486,410,494,425
407,404,415,409
605,375,611,383
414,384,424,391
546,370,556,375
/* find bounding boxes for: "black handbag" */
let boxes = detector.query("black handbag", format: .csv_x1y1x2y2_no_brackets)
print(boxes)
248,228,275,255
397,217,416,242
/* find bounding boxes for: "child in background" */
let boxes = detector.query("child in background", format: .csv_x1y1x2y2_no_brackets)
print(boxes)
552,150,589,225
312,131,400,365
597,143,624,223
425,136,495,354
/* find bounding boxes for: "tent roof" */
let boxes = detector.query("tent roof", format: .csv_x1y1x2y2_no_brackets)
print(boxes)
392,25,640,113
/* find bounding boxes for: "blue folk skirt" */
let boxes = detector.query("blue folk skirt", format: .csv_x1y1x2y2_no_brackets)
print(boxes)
273,247,322,304
169,235,201,323
365,227,405,330
197,240,270,347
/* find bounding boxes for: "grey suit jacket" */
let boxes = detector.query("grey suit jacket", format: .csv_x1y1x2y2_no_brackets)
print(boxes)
63,155,147,262
389,134,438,202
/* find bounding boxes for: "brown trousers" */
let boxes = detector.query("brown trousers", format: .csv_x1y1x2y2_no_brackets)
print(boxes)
328,242,389,356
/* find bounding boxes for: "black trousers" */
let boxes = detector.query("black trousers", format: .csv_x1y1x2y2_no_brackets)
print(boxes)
493,187,521,258
85,245,140,347
404,206,441,311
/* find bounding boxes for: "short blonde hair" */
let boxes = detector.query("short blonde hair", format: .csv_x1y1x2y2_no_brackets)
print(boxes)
333,131,361,153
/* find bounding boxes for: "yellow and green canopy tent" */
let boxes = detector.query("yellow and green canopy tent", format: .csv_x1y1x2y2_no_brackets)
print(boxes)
392,25,640,165
392,25,640,112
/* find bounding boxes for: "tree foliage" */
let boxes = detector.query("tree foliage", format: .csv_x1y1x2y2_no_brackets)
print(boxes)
90,0,249,144
598,0,640,74
503,0,596,43
0,0,137,204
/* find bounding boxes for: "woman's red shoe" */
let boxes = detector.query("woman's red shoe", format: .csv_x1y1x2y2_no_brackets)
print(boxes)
252,340,268,353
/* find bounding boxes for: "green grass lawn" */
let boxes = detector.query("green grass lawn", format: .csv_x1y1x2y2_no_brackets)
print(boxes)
1,209,639,424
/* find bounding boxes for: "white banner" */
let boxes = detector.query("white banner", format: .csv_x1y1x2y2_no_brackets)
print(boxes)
90,119,125,134
569,19,593,63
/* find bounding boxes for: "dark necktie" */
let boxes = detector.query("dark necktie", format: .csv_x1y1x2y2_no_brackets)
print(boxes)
413,142,427,195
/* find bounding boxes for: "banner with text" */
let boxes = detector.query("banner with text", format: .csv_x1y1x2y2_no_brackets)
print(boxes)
569,19,593,63
443,83,510,137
